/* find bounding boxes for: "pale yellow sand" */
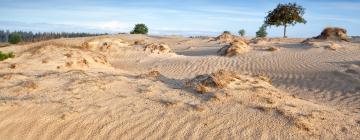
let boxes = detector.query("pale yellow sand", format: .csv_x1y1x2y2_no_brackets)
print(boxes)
0,35,359,139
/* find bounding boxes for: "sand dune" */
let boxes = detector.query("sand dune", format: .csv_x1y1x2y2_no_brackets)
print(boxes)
0,35,360,139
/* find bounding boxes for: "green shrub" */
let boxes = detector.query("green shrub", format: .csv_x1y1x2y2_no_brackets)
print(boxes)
8,33,22,44
130,24,149,34
238,29,245,37
223,31,231,34
0,51,15,61
256,25,268,38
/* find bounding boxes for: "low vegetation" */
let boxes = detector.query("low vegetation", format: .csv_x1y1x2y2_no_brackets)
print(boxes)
256,24,268,38
0,51,15,61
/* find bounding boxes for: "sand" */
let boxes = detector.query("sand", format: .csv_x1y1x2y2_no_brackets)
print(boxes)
0,35,360,139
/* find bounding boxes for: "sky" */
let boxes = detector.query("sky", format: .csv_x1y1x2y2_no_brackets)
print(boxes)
0,0,359,37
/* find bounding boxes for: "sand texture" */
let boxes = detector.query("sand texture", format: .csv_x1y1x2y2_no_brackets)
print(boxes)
1,35,360,139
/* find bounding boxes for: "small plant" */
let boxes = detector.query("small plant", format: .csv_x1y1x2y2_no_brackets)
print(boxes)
223,31,231,34
256,24,268,38
130,23,149,34
0,51,15,61
238,29,245,37
8,33,22,44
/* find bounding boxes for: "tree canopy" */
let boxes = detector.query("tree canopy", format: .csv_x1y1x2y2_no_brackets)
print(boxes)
265,3,306,38
8,33,21,44
130,24,149,34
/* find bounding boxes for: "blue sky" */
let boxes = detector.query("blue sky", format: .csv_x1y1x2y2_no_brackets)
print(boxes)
0,0,359,37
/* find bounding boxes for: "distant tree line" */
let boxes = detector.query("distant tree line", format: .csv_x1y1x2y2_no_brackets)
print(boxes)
0,30,106,43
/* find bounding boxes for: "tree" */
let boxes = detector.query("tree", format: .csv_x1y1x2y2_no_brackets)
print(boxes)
130,24,149,34
8,33,21,44
256,24,267,38
265,3,306,38
238,29,245,37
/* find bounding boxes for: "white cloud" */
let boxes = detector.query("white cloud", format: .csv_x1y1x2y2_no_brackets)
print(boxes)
84,21,131,31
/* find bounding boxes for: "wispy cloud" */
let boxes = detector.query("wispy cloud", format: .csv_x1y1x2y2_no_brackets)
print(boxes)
316,1,360,10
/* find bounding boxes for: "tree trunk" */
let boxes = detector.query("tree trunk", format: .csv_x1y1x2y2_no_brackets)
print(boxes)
283,24,287,38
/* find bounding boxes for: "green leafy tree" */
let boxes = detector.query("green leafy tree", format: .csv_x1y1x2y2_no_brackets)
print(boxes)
130,24,149,34
238,29,245,37
8,33,21,44
256,25,267,38
265,3,306,38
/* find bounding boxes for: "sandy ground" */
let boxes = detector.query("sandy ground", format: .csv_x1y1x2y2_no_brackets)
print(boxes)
0,35,360,139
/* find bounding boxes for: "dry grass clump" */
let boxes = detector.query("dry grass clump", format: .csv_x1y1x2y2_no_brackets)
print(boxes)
138,70,161,80
9,63,17,69
80,38,129,52
143,43,172,54
214,32,234,43
250,37,269,45
254,74,272,83
213,32,246,43
315,27,349,41
21,81,38,90
187,70,240,94
195,84,209,94
217,40,250,57
267,46,279,51
133,40,146,45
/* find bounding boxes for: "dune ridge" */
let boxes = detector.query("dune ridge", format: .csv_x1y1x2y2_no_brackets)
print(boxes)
0,35,360,139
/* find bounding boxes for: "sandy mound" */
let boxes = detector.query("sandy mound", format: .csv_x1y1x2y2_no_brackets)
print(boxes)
186,70,240,93
315,27,349,41
217,40,250,57
0,44,113,71
213,32,245,43
185,70,269,94
81,37,129,52
302,27,352,50
143,43,173,54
